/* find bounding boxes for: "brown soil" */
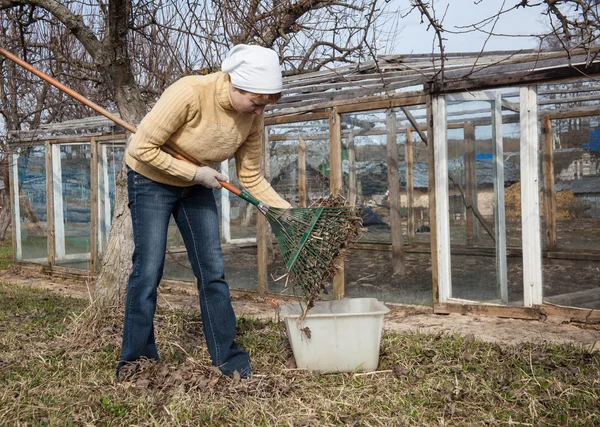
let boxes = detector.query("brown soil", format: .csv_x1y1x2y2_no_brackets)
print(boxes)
1,269,598,352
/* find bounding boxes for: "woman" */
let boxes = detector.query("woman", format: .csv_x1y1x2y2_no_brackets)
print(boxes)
117,44,290,379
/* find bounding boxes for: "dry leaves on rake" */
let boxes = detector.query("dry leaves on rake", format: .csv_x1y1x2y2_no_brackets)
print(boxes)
277,194,362,311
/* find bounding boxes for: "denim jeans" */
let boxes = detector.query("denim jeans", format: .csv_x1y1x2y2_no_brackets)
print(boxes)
118,167,251,377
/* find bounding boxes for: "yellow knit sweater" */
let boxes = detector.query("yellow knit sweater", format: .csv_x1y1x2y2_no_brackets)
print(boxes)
125,72,290,209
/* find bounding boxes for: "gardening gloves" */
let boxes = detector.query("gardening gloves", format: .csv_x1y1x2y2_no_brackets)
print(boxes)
192,166,227,189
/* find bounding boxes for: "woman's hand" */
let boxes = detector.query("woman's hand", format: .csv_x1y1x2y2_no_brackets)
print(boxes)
192,166,228,189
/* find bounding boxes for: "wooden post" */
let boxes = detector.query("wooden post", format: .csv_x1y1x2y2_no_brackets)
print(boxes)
8,152,19,262
90,138,98,273
298,136,307,208
492,94,508,304
542,115,557,249
347,132,357,206
426,94,439,304
406,129,415,245
99,144,111,254
52,144,66,261
386,109,406,275
520,86,543,306
220,159,231,243
432,95,452,303
330,108,345,299
46,142,55,268
464,122,478,247
257,128,269,294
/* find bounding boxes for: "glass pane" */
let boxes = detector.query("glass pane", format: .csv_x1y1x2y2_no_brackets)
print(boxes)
550,116,600,251
445,91,524,305
541,98,600,310
56,144,90,269
98,143,124,260
227,157,257,240
264,120,331,297
340,110,389,244
16,146,48,263
340,107,432,305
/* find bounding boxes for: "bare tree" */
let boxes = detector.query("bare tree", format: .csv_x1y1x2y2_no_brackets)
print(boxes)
0,0,389,307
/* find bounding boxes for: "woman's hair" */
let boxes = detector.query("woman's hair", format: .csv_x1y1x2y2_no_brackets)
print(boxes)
234,86,282,104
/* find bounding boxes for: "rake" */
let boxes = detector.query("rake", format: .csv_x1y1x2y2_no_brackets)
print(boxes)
0,48,362,307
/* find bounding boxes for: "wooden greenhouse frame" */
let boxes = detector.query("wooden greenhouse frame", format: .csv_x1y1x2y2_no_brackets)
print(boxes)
8,48,600,322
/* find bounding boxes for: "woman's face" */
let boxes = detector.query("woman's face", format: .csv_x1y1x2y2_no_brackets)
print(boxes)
230,85,270,116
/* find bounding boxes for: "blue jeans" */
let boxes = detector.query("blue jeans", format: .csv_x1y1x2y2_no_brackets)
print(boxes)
118,167,251,377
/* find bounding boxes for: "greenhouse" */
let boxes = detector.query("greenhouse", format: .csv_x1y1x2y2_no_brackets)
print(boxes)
8,48,600,321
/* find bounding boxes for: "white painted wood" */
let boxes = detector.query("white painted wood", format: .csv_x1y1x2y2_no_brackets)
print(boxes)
446,92,496,102
99,144,112,254
52,144,66,260
220,159,231,243
218,160,255,245
226,238,257,244
492,92,508,304
447,91,519,112
520,85,543,306
12,154,22,261
433,96,452,303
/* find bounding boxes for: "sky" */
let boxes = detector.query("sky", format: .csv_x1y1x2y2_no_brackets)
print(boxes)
381,0,553,55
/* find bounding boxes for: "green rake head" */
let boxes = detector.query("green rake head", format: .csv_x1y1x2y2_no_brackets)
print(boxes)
226,187,362,305
266,204,361,302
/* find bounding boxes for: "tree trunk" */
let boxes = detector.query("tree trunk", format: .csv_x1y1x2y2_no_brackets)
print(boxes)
93,161,132,305
92,0,147,306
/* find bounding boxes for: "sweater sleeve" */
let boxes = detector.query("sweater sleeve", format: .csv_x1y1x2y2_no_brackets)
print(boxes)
127,79,199,181
235,118,291,209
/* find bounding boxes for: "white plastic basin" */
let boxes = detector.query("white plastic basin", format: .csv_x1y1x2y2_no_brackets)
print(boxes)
279,298,390,373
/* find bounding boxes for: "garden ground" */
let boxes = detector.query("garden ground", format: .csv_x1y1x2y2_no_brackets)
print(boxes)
1,265,599,426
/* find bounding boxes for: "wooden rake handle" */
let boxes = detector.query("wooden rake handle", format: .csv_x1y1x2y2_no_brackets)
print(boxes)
0,47,242,197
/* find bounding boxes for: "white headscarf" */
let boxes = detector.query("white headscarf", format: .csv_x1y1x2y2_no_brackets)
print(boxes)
221,44,283,94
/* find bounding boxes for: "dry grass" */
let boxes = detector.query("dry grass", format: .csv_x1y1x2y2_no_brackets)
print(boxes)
1,281,599,426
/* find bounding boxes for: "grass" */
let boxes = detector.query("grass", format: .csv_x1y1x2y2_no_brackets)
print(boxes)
0,282,599,426
0,236,12,270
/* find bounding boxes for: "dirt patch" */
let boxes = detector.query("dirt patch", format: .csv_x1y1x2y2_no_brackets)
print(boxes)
1,269,598,352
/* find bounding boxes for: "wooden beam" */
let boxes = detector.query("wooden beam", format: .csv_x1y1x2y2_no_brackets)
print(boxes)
547,104,600,120
99,144,111,255
432,95,452,303
45,142,55,268
8,152,18,263
329,108,345,299
220,160,231,243
400,106,429,146
298,137,307,208
11,134,126,145
435,61,600,94
386,109,406,275
435,303,540,320
520,86,543,307
406,130,415,245
257,130,269,294
541,304,600,324
347,132,357,206
427,94,439,304
492,93,508,304
464,122,478,247
90,137,98,273
542,115,557,249
335,94,427,115
51,144,65,261
268,92,426,117
264,111,330,126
